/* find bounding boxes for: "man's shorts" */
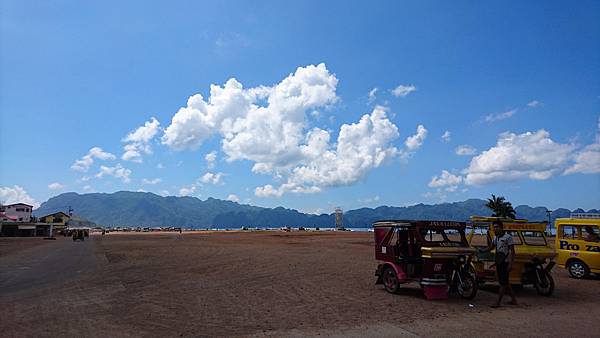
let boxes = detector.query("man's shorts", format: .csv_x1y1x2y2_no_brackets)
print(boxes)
496,262,509,286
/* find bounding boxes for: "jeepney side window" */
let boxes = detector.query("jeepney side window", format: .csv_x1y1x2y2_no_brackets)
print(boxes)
561,225,580,240
468,227,490,247
582,225,600,242
522,231,547,246
471,232,492,248
504,231,522,245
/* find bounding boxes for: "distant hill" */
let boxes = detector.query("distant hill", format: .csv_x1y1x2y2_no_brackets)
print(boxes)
35,191,598,228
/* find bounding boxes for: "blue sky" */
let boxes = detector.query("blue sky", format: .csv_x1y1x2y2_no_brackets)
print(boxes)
1,1,599,213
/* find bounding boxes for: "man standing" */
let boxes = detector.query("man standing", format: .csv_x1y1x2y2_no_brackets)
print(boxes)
480,220,518,307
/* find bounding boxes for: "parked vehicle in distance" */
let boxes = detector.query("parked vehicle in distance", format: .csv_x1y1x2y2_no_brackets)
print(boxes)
467,216,556,296
555,213,600,279
374,220,477,300
72,229,86,241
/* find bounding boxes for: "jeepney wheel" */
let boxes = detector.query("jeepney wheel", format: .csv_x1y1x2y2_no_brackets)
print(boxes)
567,260,589,279
382,267,400,294
457,273,477,300
534,270,554,296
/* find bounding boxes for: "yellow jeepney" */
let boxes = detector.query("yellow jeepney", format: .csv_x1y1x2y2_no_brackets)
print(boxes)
466,216,556,296
554,213,600,279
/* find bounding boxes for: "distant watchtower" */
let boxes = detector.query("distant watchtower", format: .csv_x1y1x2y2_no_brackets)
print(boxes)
335,207,344,230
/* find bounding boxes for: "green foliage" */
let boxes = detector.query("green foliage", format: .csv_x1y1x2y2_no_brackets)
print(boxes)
485,194,516,219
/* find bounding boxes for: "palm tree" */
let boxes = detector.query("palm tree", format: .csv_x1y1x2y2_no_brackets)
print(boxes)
485,194,516,219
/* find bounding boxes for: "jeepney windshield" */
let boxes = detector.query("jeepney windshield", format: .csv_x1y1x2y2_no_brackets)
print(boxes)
419,227,466,247
521,231,547,246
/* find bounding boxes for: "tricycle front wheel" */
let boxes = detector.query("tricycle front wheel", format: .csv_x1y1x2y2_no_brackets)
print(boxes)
457,273,477,300
535,269,554,296
383,267,400,294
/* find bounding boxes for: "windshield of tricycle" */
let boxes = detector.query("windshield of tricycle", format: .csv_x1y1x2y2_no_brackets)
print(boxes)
520,230,547,246
417,227,467,247
466,223,549,247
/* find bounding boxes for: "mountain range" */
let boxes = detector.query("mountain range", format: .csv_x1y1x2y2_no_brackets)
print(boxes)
35,191,598,228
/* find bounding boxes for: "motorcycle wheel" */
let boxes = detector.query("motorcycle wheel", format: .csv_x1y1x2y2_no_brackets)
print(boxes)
457,272,478,300
534,269,554,296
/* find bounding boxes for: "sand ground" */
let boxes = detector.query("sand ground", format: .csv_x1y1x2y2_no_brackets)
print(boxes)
1,231,599,337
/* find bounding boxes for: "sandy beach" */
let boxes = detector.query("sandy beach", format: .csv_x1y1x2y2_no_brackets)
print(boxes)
1,231,599,337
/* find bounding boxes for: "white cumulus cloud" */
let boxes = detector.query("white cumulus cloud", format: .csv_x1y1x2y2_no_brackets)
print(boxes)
254,107,402,197
404,125,428,151
226,194,240,202
205,151,217,169
400,124,428,160
122,117,161,163
441,130,451,142
464,130,575,185
359,195,381,204
0,185,39,208
429,170,463,192
200,172,223,185
565,117,600,175
368,87,378,103
71,147,116,172
96,164,132,183
48,182,65,190
455,145,477,156
484,109,517,123
161,64,425,197
431,120,600,189
564,144,600,174
179,185,196,197
141,178,162,185
162,63,338,154
391,84,417,97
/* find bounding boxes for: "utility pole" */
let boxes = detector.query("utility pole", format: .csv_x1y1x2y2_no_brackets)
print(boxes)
546,209,553,236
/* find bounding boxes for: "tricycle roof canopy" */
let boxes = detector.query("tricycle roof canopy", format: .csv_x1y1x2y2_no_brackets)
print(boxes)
373,220,467,228
469,216,528,223
468,216,546,232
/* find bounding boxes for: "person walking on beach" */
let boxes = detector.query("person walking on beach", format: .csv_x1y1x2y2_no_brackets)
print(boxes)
479,220,518,308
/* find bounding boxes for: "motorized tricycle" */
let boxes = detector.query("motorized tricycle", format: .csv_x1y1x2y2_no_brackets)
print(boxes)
467,216,556,296
72,229,86,241
374,220,477,300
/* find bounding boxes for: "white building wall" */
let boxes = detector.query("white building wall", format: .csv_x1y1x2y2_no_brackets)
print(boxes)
3,204,33,222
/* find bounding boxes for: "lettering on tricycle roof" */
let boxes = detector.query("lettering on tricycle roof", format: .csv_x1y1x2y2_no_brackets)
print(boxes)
373,220,466,227
470,222,546,231
428,221,463,227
